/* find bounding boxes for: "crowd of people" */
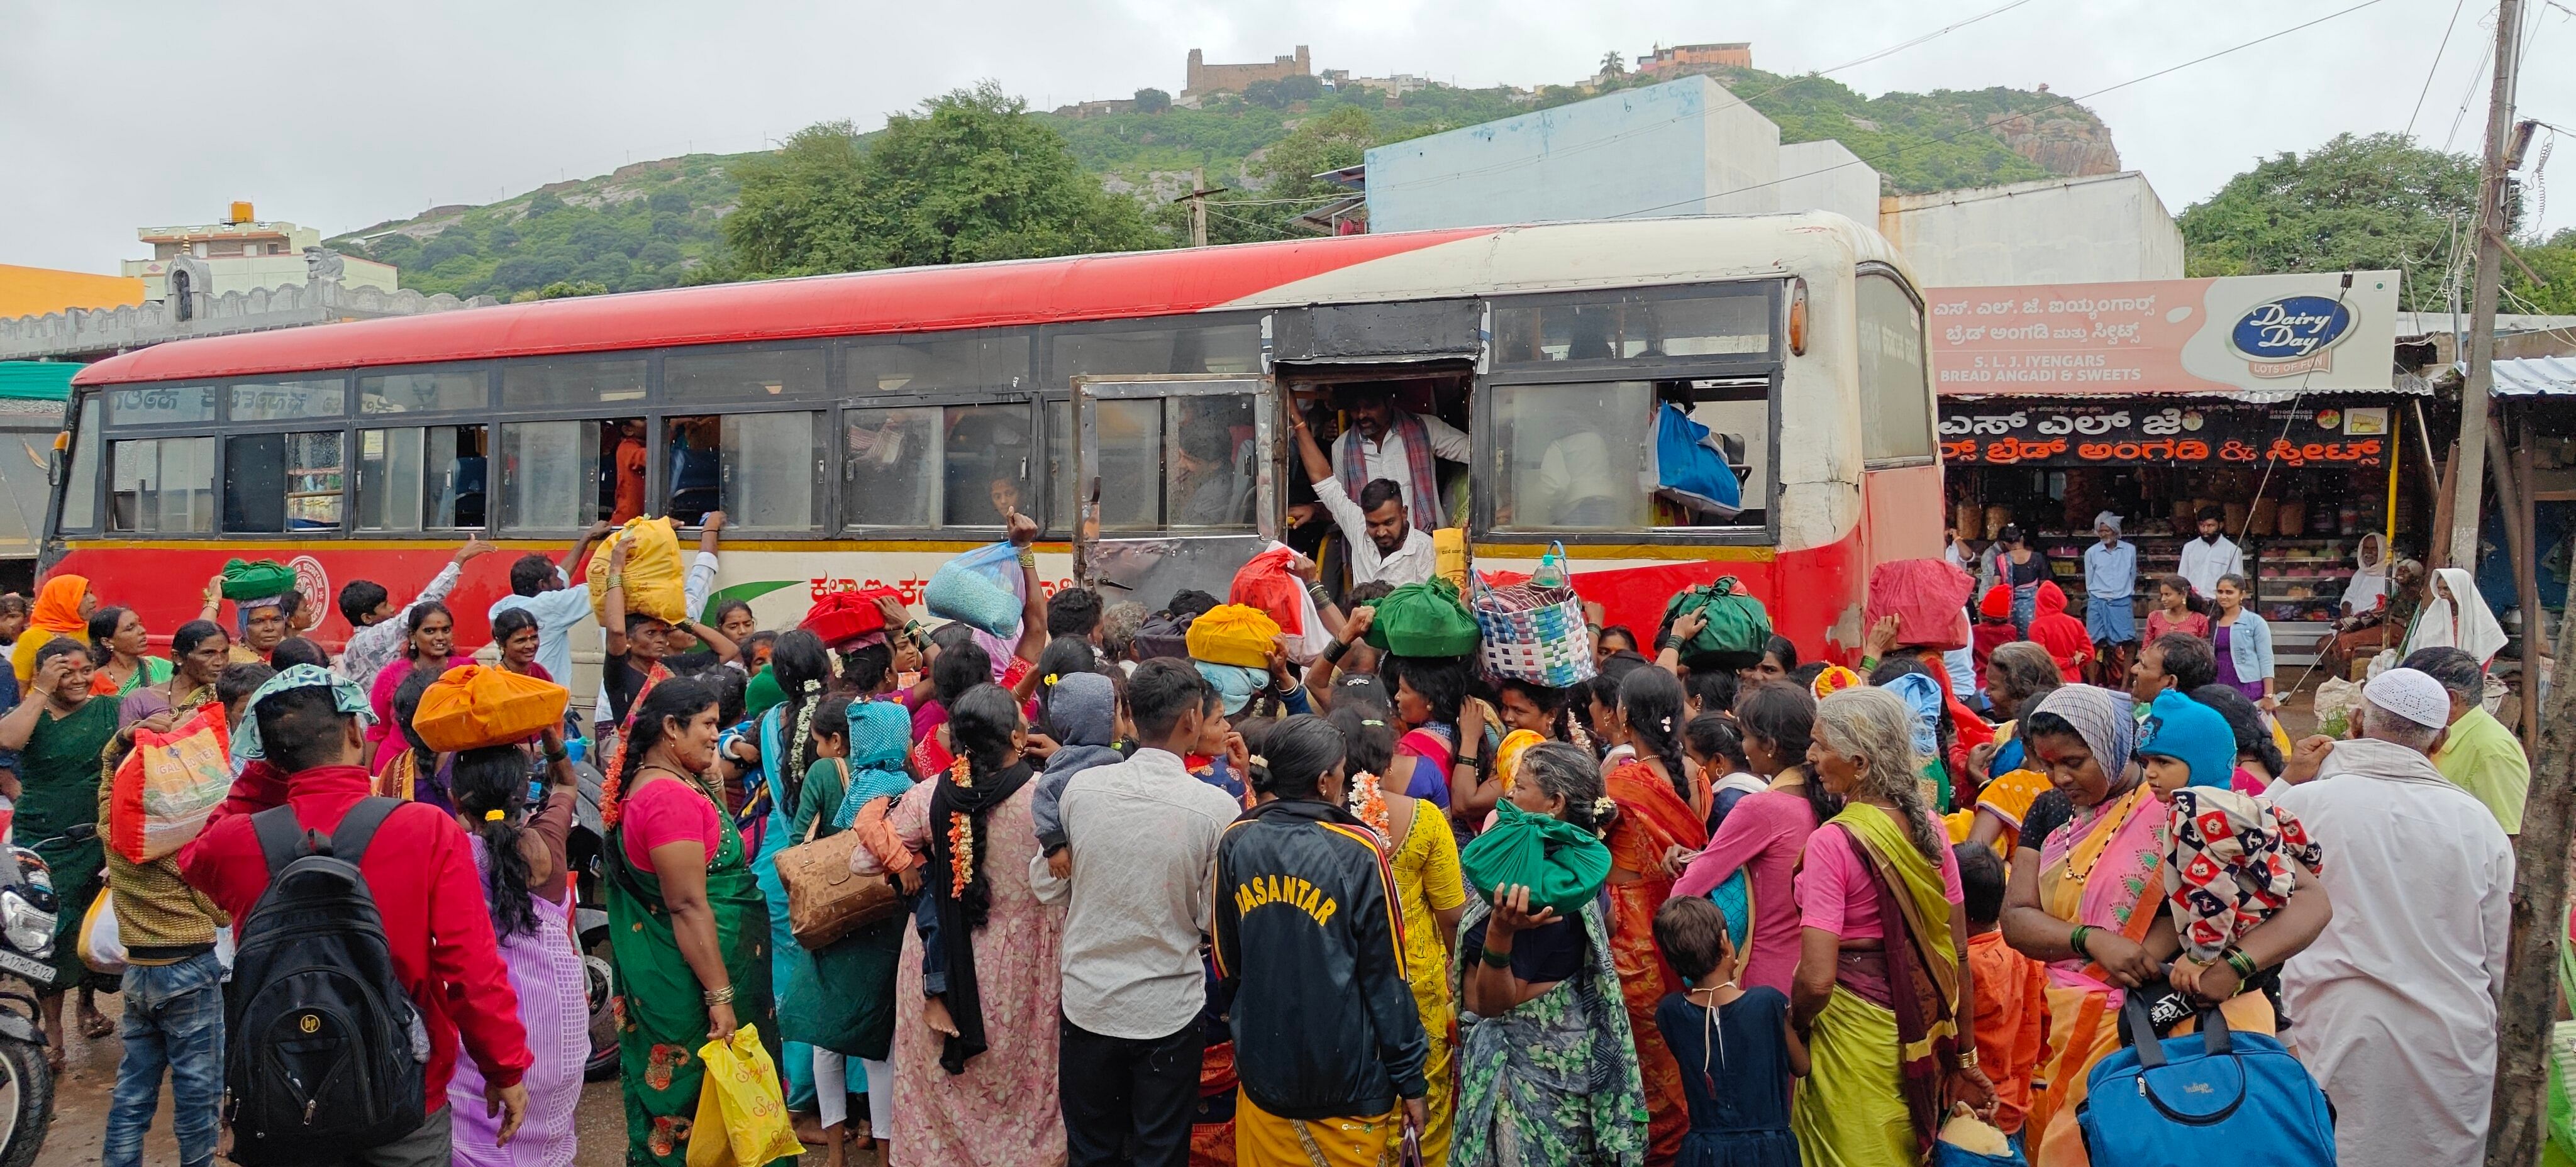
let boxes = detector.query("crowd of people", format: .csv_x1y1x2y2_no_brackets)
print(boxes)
0,483,2543,1167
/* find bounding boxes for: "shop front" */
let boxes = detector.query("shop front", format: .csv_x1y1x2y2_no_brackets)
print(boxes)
1929,271,2418,670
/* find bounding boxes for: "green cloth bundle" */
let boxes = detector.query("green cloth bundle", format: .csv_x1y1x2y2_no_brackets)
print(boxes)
743,666,785,722
1458,800,1611,916
1362,577,1480,658
219,558,297,602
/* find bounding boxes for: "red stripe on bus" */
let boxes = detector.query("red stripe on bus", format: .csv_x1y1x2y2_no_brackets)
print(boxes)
72,229,1492,387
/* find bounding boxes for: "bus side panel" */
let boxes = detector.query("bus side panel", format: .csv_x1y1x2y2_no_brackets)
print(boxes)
1479,531,1863,668
1861,463,1946,567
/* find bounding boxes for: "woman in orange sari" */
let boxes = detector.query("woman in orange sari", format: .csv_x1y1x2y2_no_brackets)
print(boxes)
1601,666,1707,1164
1999,684,2271,1166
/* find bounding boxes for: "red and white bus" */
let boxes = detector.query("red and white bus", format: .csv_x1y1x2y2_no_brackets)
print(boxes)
50,213,1941,695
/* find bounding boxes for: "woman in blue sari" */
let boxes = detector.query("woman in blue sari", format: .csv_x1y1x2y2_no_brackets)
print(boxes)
750,631,838,1126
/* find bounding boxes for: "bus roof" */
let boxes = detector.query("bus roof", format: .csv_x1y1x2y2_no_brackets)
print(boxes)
74,213,1911,387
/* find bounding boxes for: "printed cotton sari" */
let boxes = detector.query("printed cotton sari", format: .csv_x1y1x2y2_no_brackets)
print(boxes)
605,778,784,1164
2024,782,2271,1167
1451,897,1650,1167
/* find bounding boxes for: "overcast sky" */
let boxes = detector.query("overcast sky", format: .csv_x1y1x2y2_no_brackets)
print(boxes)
6,0,2570,278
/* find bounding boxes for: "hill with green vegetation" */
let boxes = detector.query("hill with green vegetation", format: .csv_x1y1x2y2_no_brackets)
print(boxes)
331,64,2117,299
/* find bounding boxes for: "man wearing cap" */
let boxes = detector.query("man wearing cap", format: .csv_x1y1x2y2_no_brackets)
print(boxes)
2403,646,2531,835
2081,512,2138,683
2269,666,2514,1167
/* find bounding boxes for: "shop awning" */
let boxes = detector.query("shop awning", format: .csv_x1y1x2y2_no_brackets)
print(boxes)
1931,272,2405,398
0,363,75,402
2482,355,2576,397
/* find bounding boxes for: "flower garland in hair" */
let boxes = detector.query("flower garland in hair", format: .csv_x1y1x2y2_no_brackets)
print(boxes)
1347,770,1390,841
946,755,976,899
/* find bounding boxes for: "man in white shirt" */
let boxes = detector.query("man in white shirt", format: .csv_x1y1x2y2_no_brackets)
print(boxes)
488,520,615,685
1031,660,1244,1167
1289,412,1435,587
1323,385,1468,533
2270,668,2514,1167
328,536,496,682
2175,506,2245,599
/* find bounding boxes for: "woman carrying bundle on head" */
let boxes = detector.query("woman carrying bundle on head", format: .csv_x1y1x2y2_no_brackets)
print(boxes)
1453,740,1650,1167
363,601,470,775
447,733,588,1167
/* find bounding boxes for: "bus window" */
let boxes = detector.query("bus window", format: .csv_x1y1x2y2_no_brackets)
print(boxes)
228,379,347,423
1856,273,1933,463
60,398,100,533
845,407,941,529
943,405,1033,528
358,425,487,531
105,385,216,426
668,347,826,402
223,431,344,533
1085,395,1260,533
1089,398,1163,531
1492,291,1770,363
1491,382,1654,531
662,412,825,531
502,359,648,407
362,370,487,414
497,419,623,533
846,334,1030,394
108,436,216,534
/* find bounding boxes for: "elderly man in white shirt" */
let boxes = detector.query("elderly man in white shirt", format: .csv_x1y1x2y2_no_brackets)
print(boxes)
1289,411,1435,587
2270,666,2514,1167
1323,385,1468,533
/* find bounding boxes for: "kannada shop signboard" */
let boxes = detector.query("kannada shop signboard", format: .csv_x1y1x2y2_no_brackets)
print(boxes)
1939,402,2389,468
1929,272,2401,395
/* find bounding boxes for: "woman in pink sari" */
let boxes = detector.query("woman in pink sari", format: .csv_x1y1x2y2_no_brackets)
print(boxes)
364,601,470,775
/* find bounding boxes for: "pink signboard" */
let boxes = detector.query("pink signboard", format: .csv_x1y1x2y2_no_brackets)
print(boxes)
1928,271,2401,397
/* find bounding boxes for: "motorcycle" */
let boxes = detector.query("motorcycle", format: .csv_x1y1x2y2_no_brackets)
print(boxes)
562,758,620,1081
0,818,64,1167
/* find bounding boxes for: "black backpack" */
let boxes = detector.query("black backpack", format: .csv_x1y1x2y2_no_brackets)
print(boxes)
223,797,427,1165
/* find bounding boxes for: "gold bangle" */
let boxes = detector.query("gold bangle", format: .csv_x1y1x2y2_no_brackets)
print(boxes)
702,984,735,1007
1957,1049,1980,1070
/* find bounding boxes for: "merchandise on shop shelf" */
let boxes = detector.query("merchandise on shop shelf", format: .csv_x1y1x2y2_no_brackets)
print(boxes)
2223,502,2250,534
2277,500,2305,537
1983,506,2012,540
2250,499,2278,534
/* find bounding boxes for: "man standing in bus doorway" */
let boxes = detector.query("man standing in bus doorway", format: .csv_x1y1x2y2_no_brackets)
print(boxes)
2082,512,2138,685
1327,384,1468,533
330,536,497,685
610,419,648,525
2178,504,2246,600
1289,408,1435,588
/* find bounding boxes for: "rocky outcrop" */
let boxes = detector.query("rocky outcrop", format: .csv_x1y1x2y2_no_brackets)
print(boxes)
1988,111,2121,177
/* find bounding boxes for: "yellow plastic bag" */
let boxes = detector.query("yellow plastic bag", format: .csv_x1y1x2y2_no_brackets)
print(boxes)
685,1024,802,1167
586,516,687,625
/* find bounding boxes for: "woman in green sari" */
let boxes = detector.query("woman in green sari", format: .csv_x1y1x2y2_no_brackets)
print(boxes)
1790,687,1990,1167
603,674,787,1166
0,638,123,1066
86,607,170,698
1453,740,1650,1167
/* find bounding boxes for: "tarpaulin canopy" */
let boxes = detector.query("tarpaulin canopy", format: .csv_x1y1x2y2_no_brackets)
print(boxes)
0,363,77,402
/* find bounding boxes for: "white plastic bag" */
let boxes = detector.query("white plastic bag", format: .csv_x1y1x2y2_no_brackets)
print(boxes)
80,891,126,976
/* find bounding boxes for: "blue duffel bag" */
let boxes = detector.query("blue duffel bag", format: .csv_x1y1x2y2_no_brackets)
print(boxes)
2077,993,2334,1167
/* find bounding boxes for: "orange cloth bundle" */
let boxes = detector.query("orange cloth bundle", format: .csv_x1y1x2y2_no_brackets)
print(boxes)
413,664,570,752
1185,604,1282,669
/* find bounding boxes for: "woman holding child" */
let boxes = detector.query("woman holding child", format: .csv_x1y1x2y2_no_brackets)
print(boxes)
1999,684,2328,1166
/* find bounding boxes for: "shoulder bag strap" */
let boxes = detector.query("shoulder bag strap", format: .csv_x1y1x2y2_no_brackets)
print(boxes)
251,804,307,880
328,796,404,868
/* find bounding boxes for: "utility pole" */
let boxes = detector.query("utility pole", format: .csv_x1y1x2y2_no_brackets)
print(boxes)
2446,0,2522,571
1189,167,1209,247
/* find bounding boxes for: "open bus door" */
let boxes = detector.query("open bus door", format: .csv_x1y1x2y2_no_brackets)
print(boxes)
1071,375,1278,610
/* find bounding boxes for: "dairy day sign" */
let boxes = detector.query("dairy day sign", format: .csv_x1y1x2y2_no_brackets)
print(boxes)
1928,271,2401,397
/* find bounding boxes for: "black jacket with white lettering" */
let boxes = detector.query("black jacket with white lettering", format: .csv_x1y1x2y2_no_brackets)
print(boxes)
1212,797,1428,1120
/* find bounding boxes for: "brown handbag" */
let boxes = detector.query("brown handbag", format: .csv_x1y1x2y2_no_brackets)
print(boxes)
776,759,901,949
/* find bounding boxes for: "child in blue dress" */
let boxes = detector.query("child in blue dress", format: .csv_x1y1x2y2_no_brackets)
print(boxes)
1653,896,1807,1167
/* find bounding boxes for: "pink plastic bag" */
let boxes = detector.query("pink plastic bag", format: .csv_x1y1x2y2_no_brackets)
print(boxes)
1865,559,1975,652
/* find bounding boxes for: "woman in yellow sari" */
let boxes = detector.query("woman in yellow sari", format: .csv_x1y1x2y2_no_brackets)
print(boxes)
1997,684,2265,1166
1790,687,1992,1167
1947,642,2061,853
11,575,92,685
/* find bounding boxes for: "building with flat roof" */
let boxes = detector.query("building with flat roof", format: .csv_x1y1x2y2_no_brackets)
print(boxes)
1184,45,1312,97
0,265,145,319
120,203,397,299
1637,43,1753,74
1878,172,2182,286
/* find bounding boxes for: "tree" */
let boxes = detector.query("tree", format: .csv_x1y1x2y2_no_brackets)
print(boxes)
1257,104,1377,202
1134,87,1170,114
1601,50,1628,79
1244,79,1284,108
2179,133,2487,310
715,84,1162,279
533,280,609,299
